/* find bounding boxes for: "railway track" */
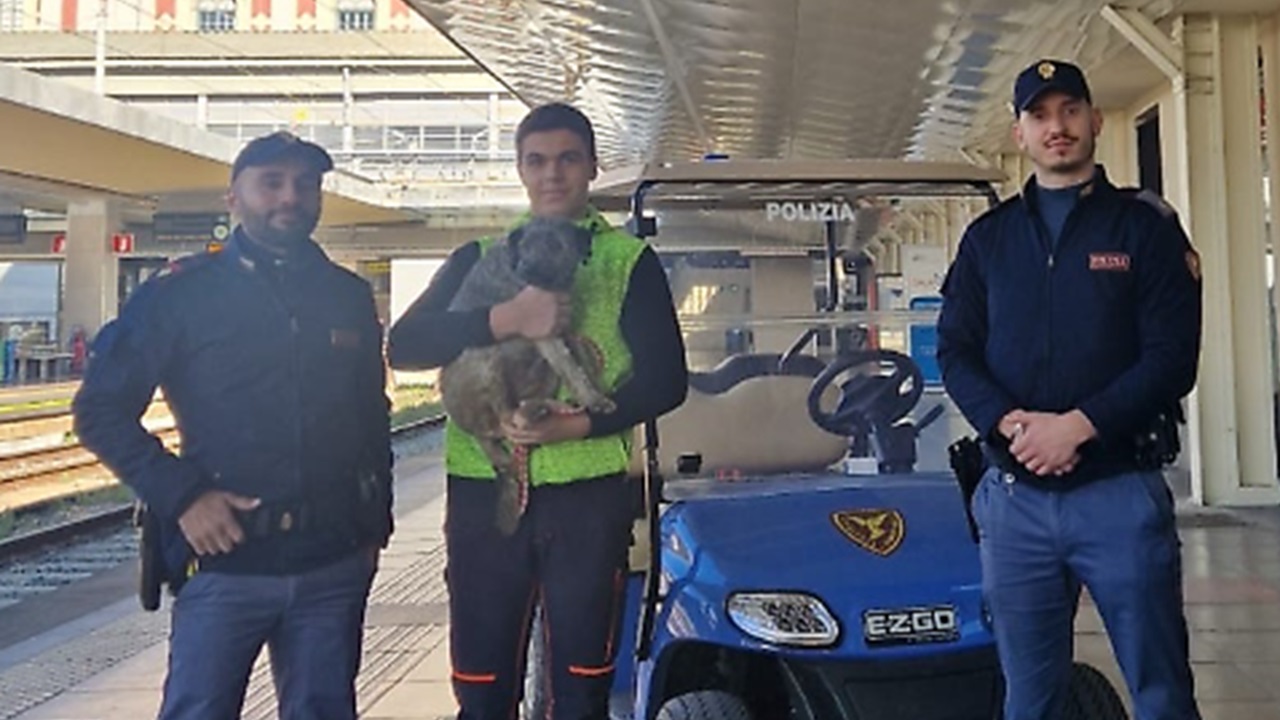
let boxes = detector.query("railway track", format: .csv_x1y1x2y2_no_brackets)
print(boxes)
0,428,180,485
0,415,446,569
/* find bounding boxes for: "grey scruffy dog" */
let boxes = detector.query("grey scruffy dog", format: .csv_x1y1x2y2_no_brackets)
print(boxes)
440,217,616,534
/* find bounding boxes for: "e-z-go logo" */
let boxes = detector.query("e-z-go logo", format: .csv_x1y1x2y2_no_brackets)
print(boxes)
765,201,858,222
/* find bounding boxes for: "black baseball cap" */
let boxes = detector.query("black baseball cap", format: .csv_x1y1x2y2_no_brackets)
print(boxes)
231,131,334,180
1012,59,1092,115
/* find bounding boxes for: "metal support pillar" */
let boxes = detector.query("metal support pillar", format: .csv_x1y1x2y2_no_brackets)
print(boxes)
62,199,121,343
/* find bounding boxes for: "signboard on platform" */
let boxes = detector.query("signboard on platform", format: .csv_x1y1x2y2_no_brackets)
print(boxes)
112,233,135,254
0,215,28,245
153,213,232,243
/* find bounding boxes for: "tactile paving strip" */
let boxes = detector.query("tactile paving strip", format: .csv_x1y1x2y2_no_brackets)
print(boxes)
0,439,449,719
240,545,452,719
370,543,448,607
0,609,168,719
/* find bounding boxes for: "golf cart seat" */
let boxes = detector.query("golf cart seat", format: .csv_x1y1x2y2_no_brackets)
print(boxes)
629,363,846,480
624,366,846,571
687,352,828,395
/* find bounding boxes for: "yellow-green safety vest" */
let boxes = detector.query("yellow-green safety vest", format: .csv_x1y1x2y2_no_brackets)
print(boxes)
445,206,647,484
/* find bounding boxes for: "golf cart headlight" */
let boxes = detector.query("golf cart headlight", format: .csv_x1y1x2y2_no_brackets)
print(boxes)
726,592,839,647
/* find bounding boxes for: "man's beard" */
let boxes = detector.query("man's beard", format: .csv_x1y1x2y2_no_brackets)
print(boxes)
243,213,317,252
1040,135,1095,176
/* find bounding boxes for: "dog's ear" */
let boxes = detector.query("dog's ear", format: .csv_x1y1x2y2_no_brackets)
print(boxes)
575,226,593,264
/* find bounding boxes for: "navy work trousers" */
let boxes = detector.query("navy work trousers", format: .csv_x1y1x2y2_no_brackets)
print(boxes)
158,549,376,720
973,468,1201,720
446,474,635,720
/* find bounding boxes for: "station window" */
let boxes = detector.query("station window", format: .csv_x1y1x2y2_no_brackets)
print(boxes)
0,0,22,32
337,9,374,31
197,0,235,32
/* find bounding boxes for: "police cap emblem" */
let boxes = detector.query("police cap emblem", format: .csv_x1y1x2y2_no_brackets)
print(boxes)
1038,62,1056,79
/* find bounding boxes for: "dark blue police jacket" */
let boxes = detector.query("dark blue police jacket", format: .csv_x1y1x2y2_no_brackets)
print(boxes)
73,230,392,575
937,166,1202,487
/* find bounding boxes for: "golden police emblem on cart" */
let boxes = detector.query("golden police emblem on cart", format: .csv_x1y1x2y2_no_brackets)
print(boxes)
832,509,906,556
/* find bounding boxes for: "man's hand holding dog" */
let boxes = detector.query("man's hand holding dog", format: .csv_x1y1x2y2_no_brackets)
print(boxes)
501,401,591,446
490,286,572,340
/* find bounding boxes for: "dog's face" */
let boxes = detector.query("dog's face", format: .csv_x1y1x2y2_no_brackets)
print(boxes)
508,217,592,291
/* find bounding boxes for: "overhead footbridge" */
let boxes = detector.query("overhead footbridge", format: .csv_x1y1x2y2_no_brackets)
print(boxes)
0,62,409,228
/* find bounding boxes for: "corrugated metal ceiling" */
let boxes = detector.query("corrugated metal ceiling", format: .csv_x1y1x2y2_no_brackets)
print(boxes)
405,0,1280,166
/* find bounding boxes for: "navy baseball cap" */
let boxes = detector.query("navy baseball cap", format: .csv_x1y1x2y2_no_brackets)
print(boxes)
231,131,334,180
1012,59,1092,115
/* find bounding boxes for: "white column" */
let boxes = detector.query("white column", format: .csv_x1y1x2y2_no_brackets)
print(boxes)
1096,110,1138,187
946,199,968,261
62,199,120,343
995,152,1028,199
1171,14,1280,505
1264,15,1280,439
488,93,501,160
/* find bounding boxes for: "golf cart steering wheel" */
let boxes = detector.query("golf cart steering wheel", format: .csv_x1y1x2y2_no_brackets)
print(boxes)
807,350,924,435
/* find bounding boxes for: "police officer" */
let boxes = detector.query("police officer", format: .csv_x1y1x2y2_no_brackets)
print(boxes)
937,59,1202,720
73,131,392,720
387,102,687,720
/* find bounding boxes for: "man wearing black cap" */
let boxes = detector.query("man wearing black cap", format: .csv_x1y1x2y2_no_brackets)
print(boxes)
74,131,393,720
938,60,1203,719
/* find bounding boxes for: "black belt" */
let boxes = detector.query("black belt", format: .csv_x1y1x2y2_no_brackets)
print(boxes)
238,503,317,539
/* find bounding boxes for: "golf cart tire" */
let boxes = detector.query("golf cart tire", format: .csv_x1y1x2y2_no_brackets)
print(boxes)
1063,662,1128,720
655,690,752,720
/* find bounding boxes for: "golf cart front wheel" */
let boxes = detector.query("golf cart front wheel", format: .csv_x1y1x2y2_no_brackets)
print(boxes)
655,690,752,720
1063,662,1128,719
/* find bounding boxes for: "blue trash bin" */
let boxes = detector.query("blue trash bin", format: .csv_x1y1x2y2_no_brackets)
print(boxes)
908,297,943,387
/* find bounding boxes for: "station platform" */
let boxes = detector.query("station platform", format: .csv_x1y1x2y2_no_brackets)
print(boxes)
1,449,1279,720
0,381,78,410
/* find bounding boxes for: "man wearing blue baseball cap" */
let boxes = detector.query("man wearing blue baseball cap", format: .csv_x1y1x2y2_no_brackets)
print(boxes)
939,59,1203,719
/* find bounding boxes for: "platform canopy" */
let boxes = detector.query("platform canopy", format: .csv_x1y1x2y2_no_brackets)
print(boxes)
405,0,1280,166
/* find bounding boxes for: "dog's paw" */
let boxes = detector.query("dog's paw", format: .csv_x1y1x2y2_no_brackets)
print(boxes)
587,396,616,414
516,399,555,424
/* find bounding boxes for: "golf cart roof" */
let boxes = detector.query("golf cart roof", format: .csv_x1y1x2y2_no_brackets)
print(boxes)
590,159,1006,211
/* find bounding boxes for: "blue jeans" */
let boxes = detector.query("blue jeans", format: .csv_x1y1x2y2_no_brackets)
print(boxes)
973,469,1200,720
158,549,376,720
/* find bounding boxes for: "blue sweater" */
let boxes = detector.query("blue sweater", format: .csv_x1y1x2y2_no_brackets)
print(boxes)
937,167,1201,486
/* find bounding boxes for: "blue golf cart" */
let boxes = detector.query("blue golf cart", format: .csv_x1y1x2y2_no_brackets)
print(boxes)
527,160,1128,720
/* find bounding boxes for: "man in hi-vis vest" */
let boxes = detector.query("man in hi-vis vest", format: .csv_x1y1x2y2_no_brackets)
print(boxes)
388,102,688,720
